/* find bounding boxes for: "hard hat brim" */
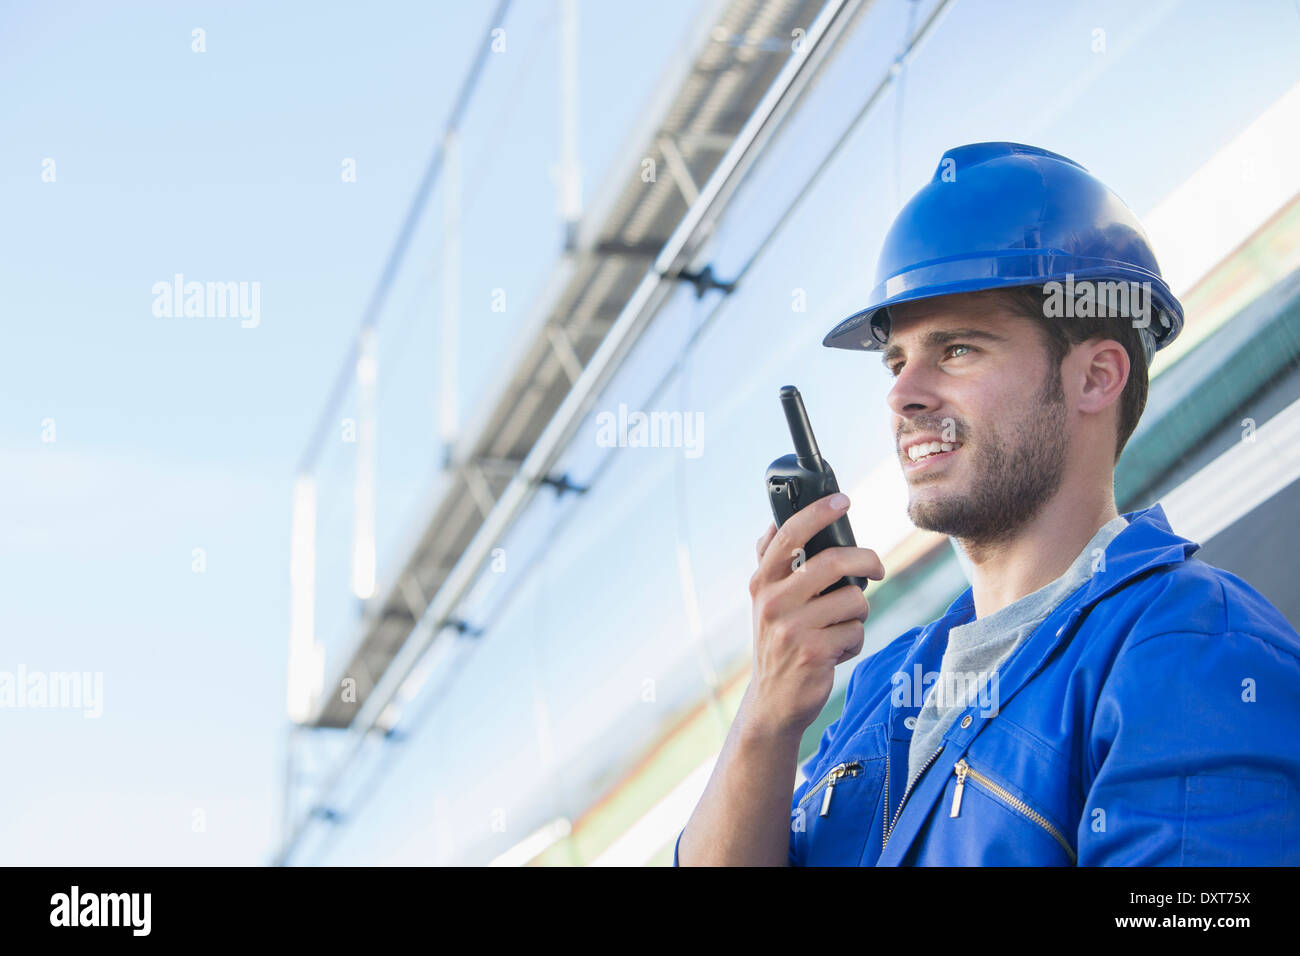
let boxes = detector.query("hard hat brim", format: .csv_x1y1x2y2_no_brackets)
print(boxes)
823,256,1183,354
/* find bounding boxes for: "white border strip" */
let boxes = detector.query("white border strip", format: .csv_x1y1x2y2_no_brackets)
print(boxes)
1160,394,1300,544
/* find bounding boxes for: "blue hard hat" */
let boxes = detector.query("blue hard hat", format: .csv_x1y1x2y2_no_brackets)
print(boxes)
822,142,1184,364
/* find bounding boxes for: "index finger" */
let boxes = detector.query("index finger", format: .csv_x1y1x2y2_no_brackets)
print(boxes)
754,492,851,585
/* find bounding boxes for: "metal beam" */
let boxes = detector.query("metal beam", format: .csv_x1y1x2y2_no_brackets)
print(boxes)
275,0,866,866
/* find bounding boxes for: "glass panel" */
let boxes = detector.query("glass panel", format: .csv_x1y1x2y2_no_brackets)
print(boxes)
311,0,1300,864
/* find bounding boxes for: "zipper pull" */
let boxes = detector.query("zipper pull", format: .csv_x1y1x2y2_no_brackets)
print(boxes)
819,770,840,817
950,759,969,817
819,762,861,817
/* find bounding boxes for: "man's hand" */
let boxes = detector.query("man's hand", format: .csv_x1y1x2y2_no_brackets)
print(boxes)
743,493,885,741
674,492,885,865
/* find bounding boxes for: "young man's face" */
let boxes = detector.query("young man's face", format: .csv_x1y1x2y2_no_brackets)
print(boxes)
881,291,1070,544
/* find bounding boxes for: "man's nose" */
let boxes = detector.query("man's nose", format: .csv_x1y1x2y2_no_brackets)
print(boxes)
886,360,944,418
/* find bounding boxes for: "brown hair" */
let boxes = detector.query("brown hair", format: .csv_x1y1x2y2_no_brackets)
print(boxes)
978,284,1150,465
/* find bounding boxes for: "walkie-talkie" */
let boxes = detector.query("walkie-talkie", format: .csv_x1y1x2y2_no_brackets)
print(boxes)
765,386,866,595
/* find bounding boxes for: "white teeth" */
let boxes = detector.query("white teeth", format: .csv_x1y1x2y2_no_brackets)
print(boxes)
907,440,961,461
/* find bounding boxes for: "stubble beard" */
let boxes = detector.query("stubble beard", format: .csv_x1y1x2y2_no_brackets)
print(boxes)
907,368,1070,551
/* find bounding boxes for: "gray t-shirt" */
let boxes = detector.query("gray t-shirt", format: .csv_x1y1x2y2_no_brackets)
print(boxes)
905,515,1129,787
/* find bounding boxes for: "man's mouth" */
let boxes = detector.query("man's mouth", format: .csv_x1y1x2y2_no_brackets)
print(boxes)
905,440,962,462
902,440,962,474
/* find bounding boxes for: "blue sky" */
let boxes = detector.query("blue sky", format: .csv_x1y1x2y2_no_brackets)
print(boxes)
2,0,1298,865
0,0,705,864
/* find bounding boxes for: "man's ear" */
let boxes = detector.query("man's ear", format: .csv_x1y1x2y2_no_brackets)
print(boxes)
1075,339,1129,414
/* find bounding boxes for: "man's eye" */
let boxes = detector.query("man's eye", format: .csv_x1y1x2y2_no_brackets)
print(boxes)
889,345,973,376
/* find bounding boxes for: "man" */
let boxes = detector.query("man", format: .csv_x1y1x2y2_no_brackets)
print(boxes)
674,142,1300,866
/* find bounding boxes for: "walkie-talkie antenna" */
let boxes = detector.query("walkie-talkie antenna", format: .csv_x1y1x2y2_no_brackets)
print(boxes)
779,386,823,468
